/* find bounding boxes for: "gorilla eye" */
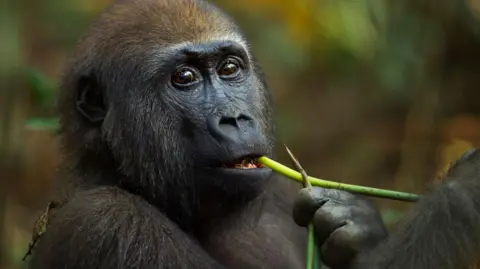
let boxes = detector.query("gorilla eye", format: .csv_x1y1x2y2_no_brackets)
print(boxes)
218,58,241,78
171,67,198,87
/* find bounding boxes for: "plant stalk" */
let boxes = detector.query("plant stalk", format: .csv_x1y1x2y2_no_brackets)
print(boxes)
258,156,420,202
284,146,319,269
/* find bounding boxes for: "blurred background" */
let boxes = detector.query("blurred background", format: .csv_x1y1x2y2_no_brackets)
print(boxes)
2,0,480,268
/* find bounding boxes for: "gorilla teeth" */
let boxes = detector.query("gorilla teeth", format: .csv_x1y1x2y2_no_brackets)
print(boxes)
232,158,266,169
232,158,258,169
223,156,265,169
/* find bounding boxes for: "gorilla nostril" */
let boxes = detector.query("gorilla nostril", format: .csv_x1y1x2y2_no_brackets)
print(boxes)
218,113,252,127
219,116,238,127
237,114,252,123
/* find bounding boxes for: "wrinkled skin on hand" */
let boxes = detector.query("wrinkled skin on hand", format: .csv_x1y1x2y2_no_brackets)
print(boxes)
293,187,388,269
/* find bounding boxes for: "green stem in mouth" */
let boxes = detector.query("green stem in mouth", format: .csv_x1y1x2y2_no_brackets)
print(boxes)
24,116,421,203
257,156,420,202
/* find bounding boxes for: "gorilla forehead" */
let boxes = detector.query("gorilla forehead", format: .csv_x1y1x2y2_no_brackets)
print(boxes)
68,0,252,81
85,0,243,49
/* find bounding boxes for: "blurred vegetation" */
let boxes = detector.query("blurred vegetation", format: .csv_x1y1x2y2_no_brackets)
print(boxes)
2,0,480,268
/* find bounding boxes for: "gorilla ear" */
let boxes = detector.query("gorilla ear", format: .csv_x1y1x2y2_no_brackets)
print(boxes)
75,75,106,124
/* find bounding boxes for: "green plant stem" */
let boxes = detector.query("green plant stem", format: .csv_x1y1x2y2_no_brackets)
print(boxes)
284,146,318,269
23,119,420,204
306,222,316,269
258,156,420,202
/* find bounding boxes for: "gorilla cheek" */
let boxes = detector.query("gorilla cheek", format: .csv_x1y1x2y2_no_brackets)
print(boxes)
179,112,201,141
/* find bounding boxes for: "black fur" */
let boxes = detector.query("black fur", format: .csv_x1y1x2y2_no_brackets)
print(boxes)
351,149,480,269
28,0,388,269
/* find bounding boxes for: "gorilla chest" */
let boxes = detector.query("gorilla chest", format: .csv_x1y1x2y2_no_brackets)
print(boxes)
202,213,305,269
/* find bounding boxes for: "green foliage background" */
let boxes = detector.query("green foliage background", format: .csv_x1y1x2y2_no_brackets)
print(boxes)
2,0,480,268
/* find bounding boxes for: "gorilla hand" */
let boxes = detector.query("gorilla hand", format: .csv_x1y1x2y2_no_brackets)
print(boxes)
293,187,387,269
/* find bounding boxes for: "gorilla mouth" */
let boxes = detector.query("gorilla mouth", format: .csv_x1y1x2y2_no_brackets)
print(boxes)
222,155,265,169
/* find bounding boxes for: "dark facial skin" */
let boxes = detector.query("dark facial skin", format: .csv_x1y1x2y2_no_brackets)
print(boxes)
28,0,388,268
162,40,274,215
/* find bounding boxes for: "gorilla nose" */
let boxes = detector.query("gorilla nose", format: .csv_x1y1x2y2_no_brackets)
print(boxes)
207,112,257,143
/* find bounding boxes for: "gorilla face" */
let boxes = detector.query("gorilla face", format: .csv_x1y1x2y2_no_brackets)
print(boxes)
171,40,275,199
134,39,276,206
58,0,275,223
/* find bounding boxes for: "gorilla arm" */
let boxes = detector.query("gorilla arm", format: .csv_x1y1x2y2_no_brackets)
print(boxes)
295,149,480,269
29,186,226,269
352,149,480,269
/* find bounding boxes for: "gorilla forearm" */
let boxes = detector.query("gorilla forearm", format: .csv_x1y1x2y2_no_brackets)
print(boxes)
29,187,226,269
354,152,480,269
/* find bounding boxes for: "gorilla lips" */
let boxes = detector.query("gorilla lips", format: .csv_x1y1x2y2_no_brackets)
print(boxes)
223,156,265,169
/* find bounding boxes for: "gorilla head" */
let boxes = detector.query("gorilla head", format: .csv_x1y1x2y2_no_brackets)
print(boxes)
56,0,275,229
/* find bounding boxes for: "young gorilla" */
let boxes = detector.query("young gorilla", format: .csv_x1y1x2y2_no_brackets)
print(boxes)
27,0,480,268
28,0,387,268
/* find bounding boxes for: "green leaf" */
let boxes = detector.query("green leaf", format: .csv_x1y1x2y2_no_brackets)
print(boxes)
26,68,56,108
25,117,59,131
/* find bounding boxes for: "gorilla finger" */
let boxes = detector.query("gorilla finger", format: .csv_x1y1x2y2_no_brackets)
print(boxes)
314,188,382,220
312,202,351,245
293,186,360,227
320,224,366,268
309,187,358,205
292,188,327,227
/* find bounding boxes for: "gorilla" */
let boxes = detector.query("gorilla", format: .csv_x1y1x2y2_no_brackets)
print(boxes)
27,0,480,269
